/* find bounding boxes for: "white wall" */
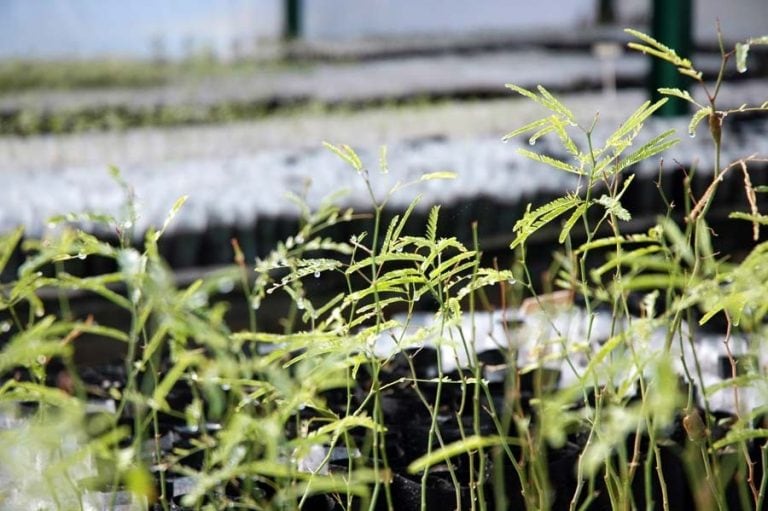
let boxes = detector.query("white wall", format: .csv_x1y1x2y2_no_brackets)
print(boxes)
695,0,768,43
302,0,595,41
0,0,282,60
1,0,765,61
0,0,598,59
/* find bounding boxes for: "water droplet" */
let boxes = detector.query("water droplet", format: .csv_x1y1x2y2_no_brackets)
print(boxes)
0,322,11,333
528,138,537,146
217,279,235,294
296,300,305,310
295,234,305,244
689,132,696,138
36,355,47,364
314,271,321,278
77,253,87,260
189,292,208,308
395,247,403,253
266,288,275,294
508,279,516,285
35,307,44,318
250,296,262,310
350,235,357,244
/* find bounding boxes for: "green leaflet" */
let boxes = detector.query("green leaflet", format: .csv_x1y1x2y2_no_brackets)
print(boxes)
504,84,575,124
511,195,583,249
617,130,679,173
382,195,422,253
661,216,694,266
345,252,425,275
657,87,698,106
502,116,550,141
618,273,690,291
590,245,663,281
153,195,188,242
596,195,631,222
559,201,589,243
730,211,768,225
550,114,580,156
407,435,512,474
0,227,23,276
420,171,457,181
736,42,749,73
378,144,389,173
323,141,364,172
712,428,768,450
576,232,660,254
453,268,516,301
426,205,440,242
606,99,668,149
625,29,694,70
736,36,768,73
516,148,582,175
535,85,576,124
688,107,712,137
528,123,557,146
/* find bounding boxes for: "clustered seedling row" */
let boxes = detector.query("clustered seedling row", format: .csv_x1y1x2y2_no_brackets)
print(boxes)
1,28,768,511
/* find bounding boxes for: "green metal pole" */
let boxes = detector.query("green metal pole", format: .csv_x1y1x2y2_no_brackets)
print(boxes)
284,0,302,40
598,0,615,24
650,0,693,116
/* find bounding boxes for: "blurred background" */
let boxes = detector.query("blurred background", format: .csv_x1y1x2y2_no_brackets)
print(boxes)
1,0,767,286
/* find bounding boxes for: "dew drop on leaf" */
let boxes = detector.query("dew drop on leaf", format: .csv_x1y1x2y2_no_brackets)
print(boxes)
217,280,235,294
